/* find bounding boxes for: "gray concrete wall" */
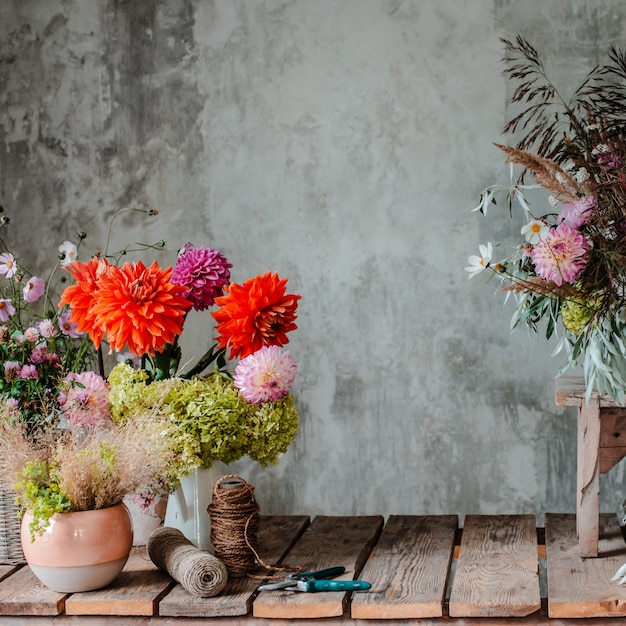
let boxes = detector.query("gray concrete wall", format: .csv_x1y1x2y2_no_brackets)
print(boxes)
1,0,625,522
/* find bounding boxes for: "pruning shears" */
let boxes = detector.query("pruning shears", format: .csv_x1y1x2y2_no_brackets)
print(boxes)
257,566,371,592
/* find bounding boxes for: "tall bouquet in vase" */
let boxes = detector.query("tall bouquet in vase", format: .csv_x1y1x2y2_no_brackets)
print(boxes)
467,36,626,405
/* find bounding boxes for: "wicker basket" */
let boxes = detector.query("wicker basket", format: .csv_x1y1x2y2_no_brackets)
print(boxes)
0,479,24,565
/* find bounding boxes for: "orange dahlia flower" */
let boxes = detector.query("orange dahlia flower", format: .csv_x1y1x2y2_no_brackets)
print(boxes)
212,271,301,359
87,260,192,356
59,257,111,347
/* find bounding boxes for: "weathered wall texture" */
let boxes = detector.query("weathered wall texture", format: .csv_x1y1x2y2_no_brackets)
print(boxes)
1,0,625,522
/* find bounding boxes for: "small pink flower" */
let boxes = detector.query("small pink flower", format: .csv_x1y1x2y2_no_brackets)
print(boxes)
0,299,15,323
58,310,83,338
23,277,45,303
29,346,49,364
4,397,20,417
234,345,297,403
19,364,39,379
0,253,17,278
37,319,57,339
171,245,232,310
24,327,40,342
530,223,591,286
3,361,21,381
58,371,111,428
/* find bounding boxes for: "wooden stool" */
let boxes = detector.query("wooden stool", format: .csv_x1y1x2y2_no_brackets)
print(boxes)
555,377,626,557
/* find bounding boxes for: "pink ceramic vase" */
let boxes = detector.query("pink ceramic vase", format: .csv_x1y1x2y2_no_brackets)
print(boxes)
20,503,133,593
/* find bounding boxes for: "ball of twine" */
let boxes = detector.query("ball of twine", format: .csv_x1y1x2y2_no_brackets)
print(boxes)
208,474,262,576
147,526,228,597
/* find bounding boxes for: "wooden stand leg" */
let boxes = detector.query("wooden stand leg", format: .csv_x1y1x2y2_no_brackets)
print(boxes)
577,397,601,557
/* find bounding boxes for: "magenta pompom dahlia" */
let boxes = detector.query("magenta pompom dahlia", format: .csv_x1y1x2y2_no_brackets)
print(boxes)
233,345,297,403
171,245,232,310
530,223,590,286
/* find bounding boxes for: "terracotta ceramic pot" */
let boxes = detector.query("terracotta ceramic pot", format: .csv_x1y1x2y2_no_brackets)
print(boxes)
20,503,133,593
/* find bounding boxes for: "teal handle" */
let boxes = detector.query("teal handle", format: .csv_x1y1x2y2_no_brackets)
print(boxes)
305,579,371,592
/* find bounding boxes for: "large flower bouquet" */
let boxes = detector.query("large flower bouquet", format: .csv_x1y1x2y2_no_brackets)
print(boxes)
0,206,302,534
57,224,302,484
467,36,626,405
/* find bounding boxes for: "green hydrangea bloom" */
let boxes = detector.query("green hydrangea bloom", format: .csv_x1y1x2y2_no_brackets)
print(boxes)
246,394,300,467
107,367,300,483
108,362,150,424
561,297,600,336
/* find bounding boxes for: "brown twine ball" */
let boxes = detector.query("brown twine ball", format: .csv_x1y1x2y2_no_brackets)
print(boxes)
147,526,228,597
208,474,261,576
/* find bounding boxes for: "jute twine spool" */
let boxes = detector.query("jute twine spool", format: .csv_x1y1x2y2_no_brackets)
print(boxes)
208,475,261,576
147,526,228,597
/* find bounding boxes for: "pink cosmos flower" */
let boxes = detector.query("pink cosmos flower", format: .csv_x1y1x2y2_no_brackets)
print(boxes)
530,223,591,286
558,196,596,229
171,245,232,310
20,364,39,379
233,345,297,403
0,298,15,323
58,310,83,338
58,371,111,428
0,253,17,278
23,276,45,303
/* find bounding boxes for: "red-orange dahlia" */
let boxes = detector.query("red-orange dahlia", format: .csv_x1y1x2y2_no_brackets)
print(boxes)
211,271,301,359
88,260,192,356
58,257,111,348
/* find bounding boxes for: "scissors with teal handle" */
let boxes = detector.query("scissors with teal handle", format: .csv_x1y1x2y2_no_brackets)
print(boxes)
258,566,370,592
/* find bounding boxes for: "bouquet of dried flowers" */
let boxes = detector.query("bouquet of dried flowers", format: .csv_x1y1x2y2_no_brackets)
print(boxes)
467,36,626,405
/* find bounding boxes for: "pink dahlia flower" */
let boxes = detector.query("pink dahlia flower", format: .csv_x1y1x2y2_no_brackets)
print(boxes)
171,245,232,311
530,223,591,286
59,371,111,428
234,345,297,403
558,196,596,229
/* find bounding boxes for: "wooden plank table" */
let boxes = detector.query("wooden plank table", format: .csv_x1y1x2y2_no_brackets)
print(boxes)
0,513,625,623
448,514,540,617
555,377,626,557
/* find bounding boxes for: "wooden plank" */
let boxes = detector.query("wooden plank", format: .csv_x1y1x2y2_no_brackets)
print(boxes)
351,515,457,619
159,515,309,617
64,547,173,616
0,564,66,616
599,408,626,473
546,513,626,618
0,565,19,583
253,515,384,619
448,514,540,617
555,376,620,408
578,397,601,557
